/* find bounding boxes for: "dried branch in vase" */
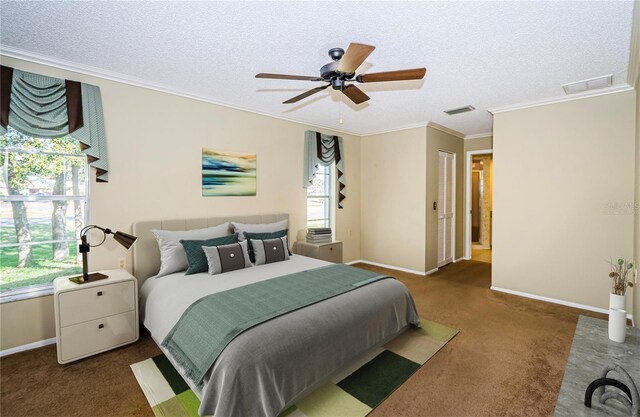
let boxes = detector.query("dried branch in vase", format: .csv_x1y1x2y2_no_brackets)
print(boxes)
607,257,634,296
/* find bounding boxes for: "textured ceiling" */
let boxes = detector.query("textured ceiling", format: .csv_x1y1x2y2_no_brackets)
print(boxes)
0,1,634,136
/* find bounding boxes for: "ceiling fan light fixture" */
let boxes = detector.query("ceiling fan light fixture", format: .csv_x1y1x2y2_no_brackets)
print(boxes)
256,42,426,105
444,105,475,115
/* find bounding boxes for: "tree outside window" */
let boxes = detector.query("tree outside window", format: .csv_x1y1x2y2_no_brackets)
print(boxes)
0,127,88,294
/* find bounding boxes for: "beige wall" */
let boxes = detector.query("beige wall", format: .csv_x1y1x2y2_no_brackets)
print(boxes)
359,126,465,273
0,56,362,350
425,127,464,271
635,81,640,327
493,90,636,312
464,136,493,153
360,128,427,272
629,0,639,328
0,295,56,351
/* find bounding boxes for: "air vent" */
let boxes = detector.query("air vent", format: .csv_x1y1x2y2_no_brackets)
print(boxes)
444,105,475,115
562,75,612,95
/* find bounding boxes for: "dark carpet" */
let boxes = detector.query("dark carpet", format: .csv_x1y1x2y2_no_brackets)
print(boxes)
0,260,604,416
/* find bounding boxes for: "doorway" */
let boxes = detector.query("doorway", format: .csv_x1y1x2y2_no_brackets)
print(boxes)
471,169,482,243
465,150,492,263
437,151,455,268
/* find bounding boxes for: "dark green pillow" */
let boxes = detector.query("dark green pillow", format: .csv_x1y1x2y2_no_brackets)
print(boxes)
180,233,238,275
244,229,290,262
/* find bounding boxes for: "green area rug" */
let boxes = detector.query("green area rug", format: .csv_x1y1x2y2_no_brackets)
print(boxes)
131,319,458,417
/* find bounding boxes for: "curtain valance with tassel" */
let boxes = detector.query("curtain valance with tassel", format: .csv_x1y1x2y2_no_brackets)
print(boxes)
0,66,108,182
303,130,346,208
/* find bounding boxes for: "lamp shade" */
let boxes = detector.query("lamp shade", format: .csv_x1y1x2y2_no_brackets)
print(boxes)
113,231,137,250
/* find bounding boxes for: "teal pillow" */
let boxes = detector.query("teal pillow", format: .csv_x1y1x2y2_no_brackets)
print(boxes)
180,233,238,275
244,229,290,262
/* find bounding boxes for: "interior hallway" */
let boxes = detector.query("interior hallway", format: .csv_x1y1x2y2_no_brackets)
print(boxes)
472,248,492,263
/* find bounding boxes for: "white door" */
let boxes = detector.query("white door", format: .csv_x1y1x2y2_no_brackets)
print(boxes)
437,151,455,267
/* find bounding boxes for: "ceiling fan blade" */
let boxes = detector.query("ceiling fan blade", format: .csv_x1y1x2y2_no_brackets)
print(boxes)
256,73,324,81
356,68,427,83
341,84,370,105
336,43,376,73
283,84,330,104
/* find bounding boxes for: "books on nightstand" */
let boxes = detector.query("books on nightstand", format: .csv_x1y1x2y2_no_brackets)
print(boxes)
306,227,332,243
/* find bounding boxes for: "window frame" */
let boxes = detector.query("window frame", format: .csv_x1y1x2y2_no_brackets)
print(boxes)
306,164,335,230
0,144,90,303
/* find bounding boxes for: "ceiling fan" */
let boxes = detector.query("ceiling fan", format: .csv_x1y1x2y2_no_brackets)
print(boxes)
256,43,426,105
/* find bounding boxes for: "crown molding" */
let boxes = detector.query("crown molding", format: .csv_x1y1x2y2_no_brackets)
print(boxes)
488,84,634,114
358,123,492,140
0,45,367,137
426,122,466,139
0,46,490,139
464,132,493,140
359,122,429,137
6,45,626,138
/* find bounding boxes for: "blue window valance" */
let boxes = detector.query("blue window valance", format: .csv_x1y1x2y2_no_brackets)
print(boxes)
0,66,108,182
304,130,346,208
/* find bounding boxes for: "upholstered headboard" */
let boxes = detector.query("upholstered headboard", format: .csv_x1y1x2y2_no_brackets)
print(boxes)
132,213,289,284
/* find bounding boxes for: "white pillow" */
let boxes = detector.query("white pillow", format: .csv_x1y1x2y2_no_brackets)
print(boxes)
152,222,230,277
231,219,289,241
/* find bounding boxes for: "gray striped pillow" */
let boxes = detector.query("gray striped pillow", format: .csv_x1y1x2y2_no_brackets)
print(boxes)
203,240,252,275
250,236,290,265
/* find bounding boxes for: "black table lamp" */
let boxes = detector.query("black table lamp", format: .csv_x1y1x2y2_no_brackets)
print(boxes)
69,225,138,284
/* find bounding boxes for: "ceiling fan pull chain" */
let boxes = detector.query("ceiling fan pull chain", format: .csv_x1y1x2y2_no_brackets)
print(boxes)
339,89,344,124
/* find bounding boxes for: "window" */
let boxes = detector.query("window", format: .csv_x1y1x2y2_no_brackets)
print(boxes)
0,127,88,301
306,164,333,229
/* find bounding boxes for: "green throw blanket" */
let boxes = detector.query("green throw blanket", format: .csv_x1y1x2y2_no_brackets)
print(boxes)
162,264,389,387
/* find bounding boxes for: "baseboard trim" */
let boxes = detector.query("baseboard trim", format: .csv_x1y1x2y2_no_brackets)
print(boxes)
490,286,634,324
0,337,56,358
346,260,429,276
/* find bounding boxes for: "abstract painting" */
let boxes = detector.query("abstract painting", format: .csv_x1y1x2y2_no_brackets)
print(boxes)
202,148,257,196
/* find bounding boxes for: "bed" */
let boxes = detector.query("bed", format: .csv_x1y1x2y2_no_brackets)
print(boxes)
134,214,420,417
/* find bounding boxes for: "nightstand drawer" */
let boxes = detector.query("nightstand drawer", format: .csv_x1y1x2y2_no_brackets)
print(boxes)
318,242,343,263
59,310,137,362
58,281,135,327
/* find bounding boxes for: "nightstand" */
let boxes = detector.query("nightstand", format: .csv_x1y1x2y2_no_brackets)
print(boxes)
295,241,343,263
53,269,139,364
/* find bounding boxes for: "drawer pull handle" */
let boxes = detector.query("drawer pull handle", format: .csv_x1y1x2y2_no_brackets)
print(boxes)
97,291,103,296
98,324,104,329
329,247,333,251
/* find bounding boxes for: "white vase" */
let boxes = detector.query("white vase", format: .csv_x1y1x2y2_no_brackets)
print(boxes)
609,293,626,310
608,308,627,343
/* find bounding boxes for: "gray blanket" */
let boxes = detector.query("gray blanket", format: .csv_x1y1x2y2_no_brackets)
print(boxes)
162,264,391,387
140,257,420,417
198,277,419,416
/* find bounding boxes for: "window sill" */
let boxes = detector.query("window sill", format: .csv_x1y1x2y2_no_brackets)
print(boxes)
0,285,54,304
